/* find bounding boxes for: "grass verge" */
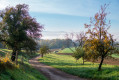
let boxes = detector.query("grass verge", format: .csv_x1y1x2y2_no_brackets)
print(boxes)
0,49,47,80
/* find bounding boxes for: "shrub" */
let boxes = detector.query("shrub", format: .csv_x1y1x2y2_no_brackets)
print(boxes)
0,56,16,73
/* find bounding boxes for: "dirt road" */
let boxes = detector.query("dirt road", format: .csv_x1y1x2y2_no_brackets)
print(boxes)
29,56,87,80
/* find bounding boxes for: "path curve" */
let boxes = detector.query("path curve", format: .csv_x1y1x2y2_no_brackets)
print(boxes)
29,55,88,80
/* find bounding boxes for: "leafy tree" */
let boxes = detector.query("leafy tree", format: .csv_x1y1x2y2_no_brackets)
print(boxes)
39,45,50,58
84,4,116,71
0,4,43,63
72,47,85,64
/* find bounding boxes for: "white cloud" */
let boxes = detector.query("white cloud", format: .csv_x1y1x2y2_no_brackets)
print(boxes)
0,0,99,17
0,0,119,20
0,0,9,10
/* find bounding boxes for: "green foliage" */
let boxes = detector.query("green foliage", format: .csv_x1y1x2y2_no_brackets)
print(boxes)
0,56,15,73
72,47,85,61
39,39,73,49
39,45,50,58
84,4,117,71
0,49,47,80
0,4,43,61
39,54,119,80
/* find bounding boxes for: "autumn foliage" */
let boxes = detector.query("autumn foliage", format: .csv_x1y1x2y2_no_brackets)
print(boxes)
84,4,116,71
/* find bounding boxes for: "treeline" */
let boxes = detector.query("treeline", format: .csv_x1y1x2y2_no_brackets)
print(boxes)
39,39,72,49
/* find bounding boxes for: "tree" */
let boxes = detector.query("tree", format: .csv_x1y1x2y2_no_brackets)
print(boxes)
72,47,85,64
0,4,43,63
84,4,116,71
65,32,86,64
39,45,50,58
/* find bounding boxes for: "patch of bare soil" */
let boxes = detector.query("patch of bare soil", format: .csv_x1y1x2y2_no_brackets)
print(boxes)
93,57,119,66
29,55,88,80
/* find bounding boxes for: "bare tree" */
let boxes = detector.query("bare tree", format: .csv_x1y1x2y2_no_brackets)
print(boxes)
65,32,86,64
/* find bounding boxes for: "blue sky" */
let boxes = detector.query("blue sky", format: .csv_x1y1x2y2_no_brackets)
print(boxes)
0,0,119,39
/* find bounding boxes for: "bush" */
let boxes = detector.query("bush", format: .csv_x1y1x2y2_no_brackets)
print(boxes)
0,56,16,73
72,47,84,61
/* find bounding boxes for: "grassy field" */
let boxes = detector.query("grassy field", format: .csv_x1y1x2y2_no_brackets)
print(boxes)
0,49,47,80
111,54,119,58
58,47,75,53
59,47,119,59
39,54,119,80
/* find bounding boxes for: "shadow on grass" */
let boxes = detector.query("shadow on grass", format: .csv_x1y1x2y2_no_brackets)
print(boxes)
1,61,47,80
41,61,95,66
56,66,119,80
39,54,119,80
0,51,6,57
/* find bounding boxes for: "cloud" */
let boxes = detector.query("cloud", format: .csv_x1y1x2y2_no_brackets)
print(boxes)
0,0,100,17
0,0,9,9
0,0,119,20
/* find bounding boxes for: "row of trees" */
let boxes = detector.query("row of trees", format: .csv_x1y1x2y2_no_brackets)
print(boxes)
0,4,43,64
39,39,73,49
65,4,118,71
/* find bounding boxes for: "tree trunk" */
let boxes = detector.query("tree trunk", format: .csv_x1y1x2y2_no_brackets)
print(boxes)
98,57,104,71
15,51,18,65
21,54,23,64
41,54,43,58
11,49,17,61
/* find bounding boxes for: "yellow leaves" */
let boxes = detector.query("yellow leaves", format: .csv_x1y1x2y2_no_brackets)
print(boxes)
0,56,10,63
0,55,17,69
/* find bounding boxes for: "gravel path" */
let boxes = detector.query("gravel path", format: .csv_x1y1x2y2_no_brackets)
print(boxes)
29,55,88,80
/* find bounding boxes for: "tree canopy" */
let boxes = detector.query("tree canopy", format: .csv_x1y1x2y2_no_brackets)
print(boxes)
39,45,50,58
0,4,43,62
84,4,116,71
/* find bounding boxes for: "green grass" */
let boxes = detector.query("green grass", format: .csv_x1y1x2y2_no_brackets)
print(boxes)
0,49,47,80
39,54,119,80
59,47,75,53
0,61,47,80
111,54,119,58
0,49,12,57
59,47,119,59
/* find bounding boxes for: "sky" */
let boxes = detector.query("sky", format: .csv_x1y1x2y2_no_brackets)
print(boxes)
0,0,119,40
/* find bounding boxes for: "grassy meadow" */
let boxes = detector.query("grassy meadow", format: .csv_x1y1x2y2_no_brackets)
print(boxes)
39,53,119,80
111,54,119,58
58,47,74,53
0,49,47,80
59,47,119,58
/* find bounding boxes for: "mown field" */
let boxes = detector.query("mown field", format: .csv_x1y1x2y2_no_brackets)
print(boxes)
0,49,47,80
39,54,119,80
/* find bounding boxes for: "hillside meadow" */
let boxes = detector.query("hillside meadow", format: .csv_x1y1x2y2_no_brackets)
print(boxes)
58,48,119,58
